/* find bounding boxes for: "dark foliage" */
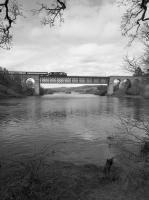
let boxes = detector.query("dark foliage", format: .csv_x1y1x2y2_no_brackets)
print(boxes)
0,67,22,93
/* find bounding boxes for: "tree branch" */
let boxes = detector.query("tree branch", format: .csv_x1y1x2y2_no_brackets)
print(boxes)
119,0,149,42
0,0,22,49
33,0,66,27
123,55,143,75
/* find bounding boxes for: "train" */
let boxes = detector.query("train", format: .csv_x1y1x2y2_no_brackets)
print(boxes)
48,72,67,77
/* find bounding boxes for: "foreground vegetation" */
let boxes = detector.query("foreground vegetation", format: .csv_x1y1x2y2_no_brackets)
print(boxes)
0,153,149,200
0,157,148,200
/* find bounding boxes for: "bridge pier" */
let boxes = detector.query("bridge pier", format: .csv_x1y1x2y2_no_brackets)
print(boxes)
107,78,114,95
34,75,40,95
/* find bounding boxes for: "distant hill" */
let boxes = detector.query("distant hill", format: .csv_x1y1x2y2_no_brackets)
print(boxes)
45,85,107,96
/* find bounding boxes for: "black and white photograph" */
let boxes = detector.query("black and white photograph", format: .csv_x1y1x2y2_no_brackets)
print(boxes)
0,0,149,199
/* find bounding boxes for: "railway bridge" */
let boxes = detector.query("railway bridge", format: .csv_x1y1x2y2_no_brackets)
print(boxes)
8,71,143,95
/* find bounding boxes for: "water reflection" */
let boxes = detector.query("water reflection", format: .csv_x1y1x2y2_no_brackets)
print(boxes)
0,94,149,160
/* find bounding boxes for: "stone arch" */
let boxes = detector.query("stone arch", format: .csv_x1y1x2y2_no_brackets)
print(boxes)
107,76,143,96
113,79,121,92
21,74,40,95
126,78,141,95
121,78,131,90
26,78,35,88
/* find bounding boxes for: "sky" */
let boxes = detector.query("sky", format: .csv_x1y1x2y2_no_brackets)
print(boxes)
0,0,145,76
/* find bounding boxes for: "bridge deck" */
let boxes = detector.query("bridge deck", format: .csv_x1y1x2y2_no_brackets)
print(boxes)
8,72,109,84
40,76,109,84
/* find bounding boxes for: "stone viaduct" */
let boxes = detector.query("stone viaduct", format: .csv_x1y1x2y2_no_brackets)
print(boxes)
9,71,144,96
107,76,143,95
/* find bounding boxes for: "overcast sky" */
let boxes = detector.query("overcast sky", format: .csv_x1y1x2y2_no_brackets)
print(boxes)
0,0,144,76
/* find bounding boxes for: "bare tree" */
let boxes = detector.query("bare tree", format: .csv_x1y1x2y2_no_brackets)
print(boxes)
0,0,22,49
123,55,144,75
108,116,149,189
118,0,149,42
33,0,66,27
0,0,66,49
141,43,149,73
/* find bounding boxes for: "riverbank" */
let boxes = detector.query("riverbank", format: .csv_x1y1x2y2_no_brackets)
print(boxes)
0,157,149,200
0,84,35,99
0,137,148,200
0,84,23,98
0,160,120,200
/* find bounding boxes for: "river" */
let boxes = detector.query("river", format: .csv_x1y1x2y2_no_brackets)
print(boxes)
0,93,149,165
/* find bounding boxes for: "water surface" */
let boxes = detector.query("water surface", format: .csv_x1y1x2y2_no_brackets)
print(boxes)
0,93,149,164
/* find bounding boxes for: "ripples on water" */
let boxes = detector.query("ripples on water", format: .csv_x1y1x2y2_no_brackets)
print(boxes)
0,93,149,163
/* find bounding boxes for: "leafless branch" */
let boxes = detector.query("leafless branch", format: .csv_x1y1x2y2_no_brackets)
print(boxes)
119,0,149,42
33,0,66,27
108,115,149,169
0,0,22,49
123,55,143,75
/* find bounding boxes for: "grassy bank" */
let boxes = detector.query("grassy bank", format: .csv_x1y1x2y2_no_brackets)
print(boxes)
0,157,149,200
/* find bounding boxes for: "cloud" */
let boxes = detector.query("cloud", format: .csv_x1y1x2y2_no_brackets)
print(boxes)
0,0,135,76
